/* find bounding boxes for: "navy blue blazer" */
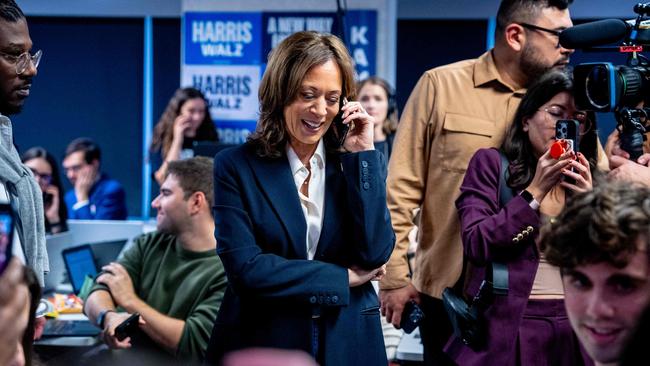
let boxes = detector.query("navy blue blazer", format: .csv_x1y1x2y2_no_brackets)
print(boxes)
64,173,127,220
205,143,395,366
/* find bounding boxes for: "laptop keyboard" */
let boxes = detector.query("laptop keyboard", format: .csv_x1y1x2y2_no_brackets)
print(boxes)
42,319,100,337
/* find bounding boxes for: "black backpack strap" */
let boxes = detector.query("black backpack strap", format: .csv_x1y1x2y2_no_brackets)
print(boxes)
491,150,512,296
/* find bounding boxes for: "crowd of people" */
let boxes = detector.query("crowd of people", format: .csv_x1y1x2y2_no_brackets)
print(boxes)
1,0,650,365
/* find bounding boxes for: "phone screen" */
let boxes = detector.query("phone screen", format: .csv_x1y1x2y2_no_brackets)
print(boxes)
0,204,15,275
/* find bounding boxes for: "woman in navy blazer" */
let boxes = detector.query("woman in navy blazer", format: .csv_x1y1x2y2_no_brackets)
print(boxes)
204,31,395,366
445,71,599,365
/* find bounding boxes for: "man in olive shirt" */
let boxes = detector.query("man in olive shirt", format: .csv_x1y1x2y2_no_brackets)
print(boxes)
84,156,226,362
380,1,576,364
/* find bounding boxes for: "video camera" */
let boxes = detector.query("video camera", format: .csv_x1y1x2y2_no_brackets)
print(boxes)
560,3,650,160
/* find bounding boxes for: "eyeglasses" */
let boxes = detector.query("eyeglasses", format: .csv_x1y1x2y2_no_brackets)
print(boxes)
517,22,562,48
28,168,52,185
0,49,42,75
539,106,592,135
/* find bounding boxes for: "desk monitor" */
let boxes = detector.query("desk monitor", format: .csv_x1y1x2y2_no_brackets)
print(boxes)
91,239,127,267
66,219,145,253
44,231,75,292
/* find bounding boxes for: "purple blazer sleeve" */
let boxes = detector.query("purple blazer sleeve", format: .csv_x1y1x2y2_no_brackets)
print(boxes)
455,148,540,266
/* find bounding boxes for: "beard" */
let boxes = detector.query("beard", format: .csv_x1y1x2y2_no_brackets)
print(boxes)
520,43,569,87
0,99,24,116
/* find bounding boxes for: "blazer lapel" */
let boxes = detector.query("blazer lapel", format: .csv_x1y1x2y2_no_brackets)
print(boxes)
247,152,308,259
315,154,345,259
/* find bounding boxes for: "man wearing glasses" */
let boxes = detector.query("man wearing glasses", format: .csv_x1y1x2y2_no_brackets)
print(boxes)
0,1,46,364
380,1,578,365
0,0,48,285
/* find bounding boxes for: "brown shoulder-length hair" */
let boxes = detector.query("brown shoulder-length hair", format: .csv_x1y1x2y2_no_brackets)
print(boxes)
248,31,356,158
357,76,399,136
150,87,218,158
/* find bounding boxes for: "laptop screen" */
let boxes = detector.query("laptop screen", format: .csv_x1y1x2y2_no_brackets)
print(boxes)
62,245,97,294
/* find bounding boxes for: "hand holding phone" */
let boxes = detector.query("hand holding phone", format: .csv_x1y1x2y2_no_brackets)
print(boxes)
400,300,424,334
333,97,349,147
114,312,140,341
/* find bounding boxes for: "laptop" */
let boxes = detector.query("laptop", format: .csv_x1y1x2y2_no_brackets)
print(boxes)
41,317,100,338
60,239,128,294
61,245,98,294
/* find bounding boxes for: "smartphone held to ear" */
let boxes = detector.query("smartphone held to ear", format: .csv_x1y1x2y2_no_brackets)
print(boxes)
0,203,15,275
333,97,349,147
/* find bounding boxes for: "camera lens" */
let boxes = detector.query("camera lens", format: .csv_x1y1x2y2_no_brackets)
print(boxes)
585,65,611,109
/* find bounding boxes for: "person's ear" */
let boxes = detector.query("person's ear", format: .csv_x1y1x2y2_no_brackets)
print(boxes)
503,23,526,52
522,117,531,132
187,191,206,215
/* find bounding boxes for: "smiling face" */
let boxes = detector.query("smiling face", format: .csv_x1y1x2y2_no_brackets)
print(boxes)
283,59,342,159
519,7,574,81
523,91,580,158
179,97,207,138
562,241,650,366
151,174,190,235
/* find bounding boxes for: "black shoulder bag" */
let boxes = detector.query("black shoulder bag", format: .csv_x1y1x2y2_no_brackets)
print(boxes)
442,151,512,351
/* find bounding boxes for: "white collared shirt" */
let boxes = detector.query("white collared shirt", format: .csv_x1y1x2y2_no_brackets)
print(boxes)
286,140,326,260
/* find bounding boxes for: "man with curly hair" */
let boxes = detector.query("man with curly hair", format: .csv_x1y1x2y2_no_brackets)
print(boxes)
541,182,650,366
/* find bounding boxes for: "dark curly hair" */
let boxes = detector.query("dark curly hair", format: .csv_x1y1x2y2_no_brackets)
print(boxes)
541,181,650,269
501,70,599,191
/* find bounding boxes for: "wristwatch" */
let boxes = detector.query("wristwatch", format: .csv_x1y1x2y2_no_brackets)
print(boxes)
97,309,115,329
520,190,540,210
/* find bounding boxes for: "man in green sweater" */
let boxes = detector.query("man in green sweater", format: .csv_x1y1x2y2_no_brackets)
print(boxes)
84,156,226,362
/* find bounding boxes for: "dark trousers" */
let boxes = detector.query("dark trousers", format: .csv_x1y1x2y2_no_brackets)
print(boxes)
418,293,455,366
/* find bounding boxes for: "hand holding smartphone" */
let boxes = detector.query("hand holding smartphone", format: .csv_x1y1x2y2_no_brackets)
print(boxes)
555,119,580,184
333,97,349,147
114,312,140,341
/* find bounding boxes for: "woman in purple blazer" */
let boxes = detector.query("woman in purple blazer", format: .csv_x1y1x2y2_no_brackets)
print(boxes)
445,70,599,366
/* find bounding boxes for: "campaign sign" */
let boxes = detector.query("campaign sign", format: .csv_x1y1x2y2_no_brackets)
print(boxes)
261,11,376,79
262,12,338,58
216,120,258,144
346,10,377,80
184,12,262,65
182,64,261,124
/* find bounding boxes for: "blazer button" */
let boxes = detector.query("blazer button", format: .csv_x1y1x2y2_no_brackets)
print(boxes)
516,233,524,241
363,182,370,190
362,167,369,175
362,160,368,168
512,236,519,243
331,295,339,303
526,226,534,233
309,296,317,304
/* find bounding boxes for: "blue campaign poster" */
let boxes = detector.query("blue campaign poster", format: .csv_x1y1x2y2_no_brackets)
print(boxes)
184,12,262,65
182,10,377,144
